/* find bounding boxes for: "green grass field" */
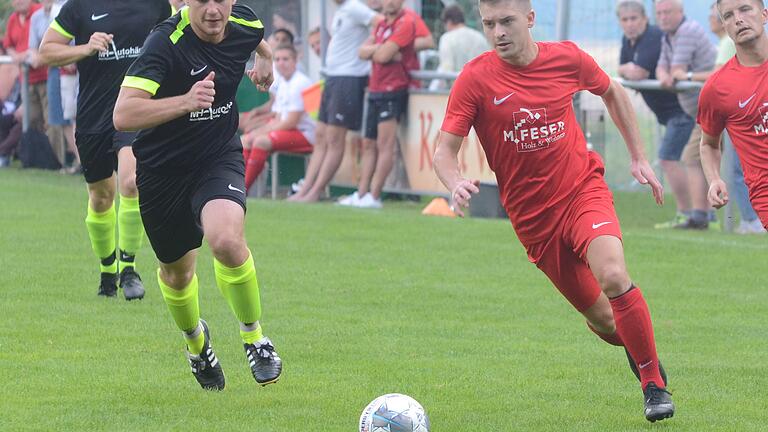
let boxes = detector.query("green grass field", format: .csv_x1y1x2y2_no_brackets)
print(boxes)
2,168,767,431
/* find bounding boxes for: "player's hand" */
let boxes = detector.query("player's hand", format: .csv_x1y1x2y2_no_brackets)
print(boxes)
85,32,113,56
631,158,664,206
707,178,729,209
247,57,273,92
450,179,480,218
186,71,216,111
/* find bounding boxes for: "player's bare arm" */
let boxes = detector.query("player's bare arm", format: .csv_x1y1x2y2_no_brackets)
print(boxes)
433,130,480,217
372,40,402,63
247,40,273,92
600,79,664,205
113,71,216,131
699,130,729,209
39,28,113,67
415,34,435,51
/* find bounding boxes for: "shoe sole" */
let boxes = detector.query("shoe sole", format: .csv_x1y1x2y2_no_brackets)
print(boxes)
647,410,674,423
257,376,280,386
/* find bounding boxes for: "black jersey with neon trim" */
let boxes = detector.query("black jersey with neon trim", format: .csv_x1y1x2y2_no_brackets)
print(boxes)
122,4,264,173
51,0,171,134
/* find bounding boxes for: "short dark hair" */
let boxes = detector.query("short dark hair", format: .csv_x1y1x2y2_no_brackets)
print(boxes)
616,0,646,17
272,28,295,45
441,5,466,24
274,43,297,59
478,0,532,9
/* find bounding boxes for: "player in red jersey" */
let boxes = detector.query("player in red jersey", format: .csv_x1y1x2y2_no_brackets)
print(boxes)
433,0,674,422
699,0,768,228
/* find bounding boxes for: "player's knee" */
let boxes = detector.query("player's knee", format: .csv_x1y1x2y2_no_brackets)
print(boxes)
88,189,115,211
596,265,630,297
118,174,138,197
160,267,195,289
207,233,244,259
362,138,376,152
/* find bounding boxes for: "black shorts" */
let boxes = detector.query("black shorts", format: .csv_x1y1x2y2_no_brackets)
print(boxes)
136,145,247,264
364,90,408,140
76,130,137,183
317,76,368,131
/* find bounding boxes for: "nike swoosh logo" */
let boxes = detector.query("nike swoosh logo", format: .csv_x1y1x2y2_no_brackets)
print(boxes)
592,221,612,229
493,92,515,105
739,93,756,109
228,184,244,194
639,360,653,369
91,13,109,21
190,65,208,76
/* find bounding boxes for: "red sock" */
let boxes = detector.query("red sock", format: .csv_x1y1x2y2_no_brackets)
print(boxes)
609,287,665,389
587,321,624,346
245,148,268,191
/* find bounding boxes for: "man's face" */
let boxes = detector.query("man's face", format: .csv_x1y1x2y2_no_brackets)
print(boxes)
185,0,234,39
274,48,297,79
11,0,32,13
655,0,684,33
381,0,404,15
479,0,535,62
618,7,648,41
308,32,321,57
268,31,292,49
718,0,768,45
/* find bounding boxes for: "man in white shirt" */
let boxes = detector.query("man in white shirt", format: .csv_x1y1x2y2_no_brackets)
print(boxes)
243,44,316,192
437,5,488,74
289,0,382,202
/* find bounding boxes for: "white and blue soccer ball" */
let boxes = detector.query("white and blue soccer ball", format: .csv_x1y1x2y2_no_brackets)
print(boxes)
359,393,430,432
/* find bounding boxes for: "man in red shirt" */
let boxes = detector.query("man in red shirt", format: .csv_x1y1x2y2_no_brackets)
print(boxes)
3,0,48,133
699,0,768,229
434,0,674,422
350,0,417,208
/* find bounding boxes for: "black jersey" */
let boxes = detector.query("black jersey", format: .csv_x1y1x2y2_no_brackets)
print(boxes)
51,0,171,134
122,4,264,173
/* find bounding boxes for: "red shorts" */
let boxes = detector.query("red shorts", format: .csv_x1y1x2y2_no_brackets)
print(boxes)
267,129,313,153
524,171,622,312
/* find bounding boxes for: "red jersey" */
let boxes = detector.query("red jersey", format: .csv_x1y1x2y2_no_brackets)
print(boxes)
441,41,611,244
698,56,768,216
369,9,416,93
3,3,47,84
403,8,431,88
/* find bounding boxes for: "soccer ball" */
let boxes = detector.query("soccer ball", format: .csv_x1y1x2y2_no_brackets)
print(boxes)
358,393,430,432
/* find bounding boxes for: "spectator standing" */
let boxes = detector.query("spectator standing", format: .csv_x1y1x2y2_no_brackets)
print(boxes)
29,0,67,165
616,0,695,229
348,0,416,208
437,5,488,73
290,0,382,203
242,44,316,192
655,0,718,229
4,0,48,134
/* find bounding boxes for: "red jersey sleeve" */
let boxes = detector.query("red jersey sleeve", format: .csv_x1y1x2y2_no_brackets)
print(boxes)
697,81,726,137
414,15,431,38
575,45,610,95
441,69,478,137
389,15,416,48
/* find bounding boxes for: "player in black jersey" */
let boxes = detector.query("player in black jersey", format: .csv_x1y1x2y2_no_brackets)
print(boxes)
39,0,172,300
113,0,281,391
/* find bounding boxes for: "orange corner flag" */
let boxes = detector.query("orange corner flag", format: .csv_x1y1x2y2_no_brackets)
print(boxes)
421,197,456,218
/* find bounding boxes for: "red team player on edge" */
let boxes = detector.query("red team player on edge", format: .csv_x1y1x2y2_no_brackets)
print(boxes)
433,0,675,422
699,0,768,230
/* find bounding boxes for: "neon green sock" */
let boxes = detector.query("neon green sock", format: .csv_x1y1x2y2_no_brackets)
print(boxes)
240,323,263,345
85,202,117,273
214,251,263,337
158,270,202,353
184,324,205,356
118,195,144,272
